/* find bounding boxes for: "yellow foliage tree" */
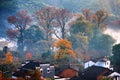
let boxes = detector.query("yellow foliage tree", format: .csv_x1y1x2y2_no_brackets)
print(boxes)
6,51,13,64
53,39,76,60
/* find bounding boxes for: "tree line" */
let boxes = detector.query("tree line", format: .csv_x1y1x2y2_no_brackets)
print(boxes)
6,6,115,62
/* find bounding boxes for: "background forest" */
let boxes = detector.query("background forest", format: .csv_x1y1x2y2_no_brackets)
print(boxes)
0,0,120,74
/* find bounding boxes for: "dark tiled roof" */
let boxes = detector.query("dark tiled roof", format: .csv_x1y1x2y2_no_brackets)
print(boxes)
81,66,113,80
13,61,55,78
21,61,40,70
70,76,81,80
12,69,28,77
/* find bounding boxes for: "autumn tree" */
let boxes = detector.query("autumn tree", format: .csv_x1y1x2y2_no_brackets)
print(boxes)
26,52,32,60
53,39,76,64
34,7,56,41
54,8,72,39
6,51,13,64
93,10,108,30
34,7,57,56
82,9,91,21
69,16,93,51
7,10,32,51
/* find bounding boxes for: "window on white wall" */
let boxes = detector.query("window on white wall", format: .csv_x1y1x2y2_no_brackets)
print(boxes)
47,68,50,73
40,68,43,73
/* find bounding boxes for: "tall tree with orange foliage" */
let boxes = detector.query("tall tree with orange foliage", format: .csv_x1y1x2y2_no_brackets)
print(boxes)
6,51,13,64
54,39,76,63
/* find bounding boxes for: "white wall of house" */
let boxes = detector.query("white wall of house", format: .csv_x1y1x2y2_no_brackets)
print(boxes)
84,59,111,69
84,61,95,69
95,60,110,68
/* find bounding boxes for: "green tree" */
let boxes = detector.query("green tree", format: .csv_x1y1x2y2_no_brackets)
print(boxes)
88,28,115,58
69,16,93,58
111,44,120,73
23,25,45,51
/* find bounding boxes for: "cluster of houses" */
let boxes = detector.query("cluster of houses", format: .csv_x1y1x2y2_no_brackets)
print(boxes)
12,57,120,80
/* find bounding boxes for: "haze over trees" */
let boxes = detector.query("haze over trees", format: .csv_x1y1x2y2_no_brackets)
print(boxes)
0,0,120,79
5,5,115,62
0,0,119,70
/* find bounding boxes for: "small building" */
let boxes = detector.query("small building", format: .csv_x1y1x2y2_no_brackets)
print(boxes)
55,64,79,78
81,66,113,80
95,59,110,69
39,64,55,78
84,57,111,69
12,60,55,79
84,61,95,69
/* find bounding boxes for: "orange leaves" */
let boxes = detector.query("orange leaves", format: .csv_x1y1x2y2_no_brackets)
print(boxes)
26,52,32,60
53,39,76,60
6,51,13,64
54,39,72,49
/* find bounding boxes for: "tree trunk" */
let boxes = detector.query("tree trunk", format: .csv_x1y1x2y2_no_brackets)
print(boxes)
61,27,65,39
17,29,24,51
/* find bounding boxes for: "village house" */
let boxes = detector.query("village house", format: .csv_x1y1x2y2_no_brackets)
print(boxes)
55,64,79,78
12,60,55,79
84,57,112,69
81,66,113,80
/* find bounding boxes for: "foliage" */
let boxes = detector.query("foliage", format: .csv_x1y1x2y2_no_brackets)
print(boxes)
69,15,93,57
23,25,45,52
54,8,72,39
24,25,44,43
111,44,120,73
28,69,44,80
7,10,32,51
26,52,32,60
6,52,13,64
93,10,108,30
53,39,76,60
69,11,115,60
70,16,93,38
34,6,56,40
89,28,115,57
82,8,91,21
